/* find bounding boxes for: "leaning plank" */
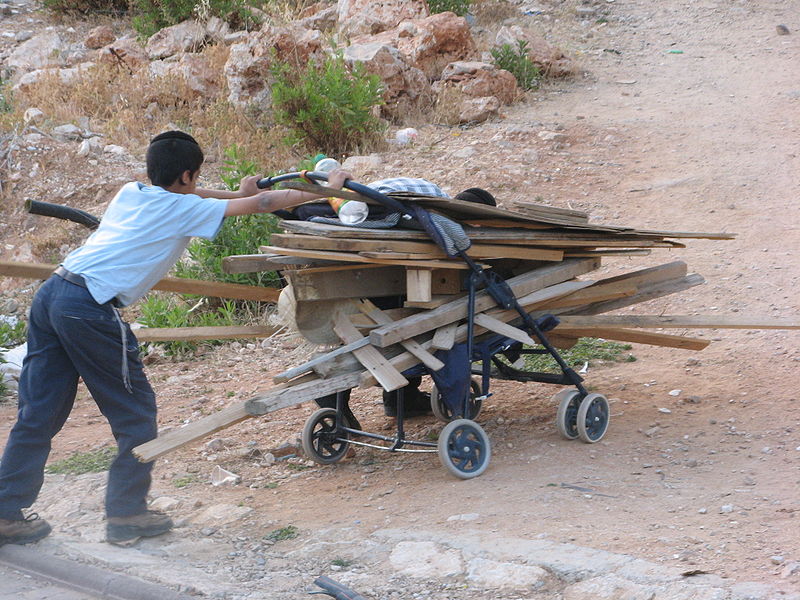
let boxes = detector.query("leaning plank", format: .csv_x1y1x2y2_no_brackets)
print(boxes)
431,322,458,350
273,337,371,383
553,327,711,351
0,260,280,302
133,372,362,463
356,300,445,371
260,245,471,269
565,274,705,316
473,313,537,346
534,282,638,310
369,258,600,348
557,315,800,329
136,325,276,342
333,313,409,391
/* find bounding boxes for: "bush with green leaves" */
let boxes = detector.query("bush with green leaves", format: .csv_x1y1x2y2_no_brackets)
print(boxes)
491,40,541,91
428,0,470,16
0,318,26,348
130,0,260,38
520,338,635,373
271,53,386,156
46,447,117,475
41,0,127,14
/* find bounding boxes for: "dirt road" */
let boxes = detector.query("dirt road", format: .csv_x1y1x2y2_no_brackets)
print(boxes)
1,0,799,596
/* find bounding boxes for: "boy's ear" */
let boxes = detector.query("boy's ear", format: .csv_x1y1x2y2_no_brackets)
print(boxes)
179,170,193,186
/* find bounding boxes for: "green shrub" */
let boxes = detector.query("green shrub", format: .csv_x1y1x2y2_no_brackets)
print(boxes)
265,525,299,542
520,338,634,373
491,40,541,91
130,0,261,38
46,447,117,475
429,0,471,16
271,53,386,156
137,293,240,356
41,0,127,14
0,319,26,348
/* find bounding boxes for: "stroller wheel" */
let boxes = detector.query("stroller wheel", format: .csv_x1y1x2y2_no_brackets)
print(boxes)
554,389,582,440
431,379,483,423
576,393,610,443
301,408,350,464
438,419,491,479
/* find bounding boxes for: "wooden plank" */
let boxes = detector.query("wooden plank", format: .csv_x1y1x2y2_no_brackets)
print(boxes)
0,260,280,302
566,274,704,316
333,313,409,391
554,327,711,351
589,260,688,287
286,266,406,302
222,253,344,273
246,371,363,414
535,282,638,310
136,325,276,342
404,295,461,309
356,300,445,371
564,249,652,257
260,245,471,269
273,337,372,383
431,322,458,350
473,313,537,346
369,258,600,348
406,268,432,303
556,315,800,329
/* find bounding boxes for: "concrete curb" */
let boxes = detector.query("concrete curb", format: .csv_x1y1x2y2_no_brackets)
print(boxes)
0,543,194,600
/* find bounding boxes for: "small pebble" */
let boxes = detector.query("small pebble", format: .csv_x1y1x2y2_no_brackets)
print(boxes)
659,408,672,414
771,555,785,565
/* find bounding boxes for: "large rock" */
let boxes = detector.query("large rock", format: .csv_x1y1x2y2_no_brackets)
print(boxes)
224,24,324,107
495,26,576,78
148,53,220,100
13,63,96,94
338,0,428,36
299,2,339,31
4,32,65,78
358,12,476,80
146,20,209,60
96,37,149,71
563,574,654,600
389,541,463,578
440,61,518,103
85,25,115,50
344,42,431,118
458,95,500,124
466,557,549,589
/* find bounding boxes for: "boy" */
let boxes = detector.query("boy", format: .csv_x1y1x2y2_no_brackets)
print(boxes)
0,131,350,546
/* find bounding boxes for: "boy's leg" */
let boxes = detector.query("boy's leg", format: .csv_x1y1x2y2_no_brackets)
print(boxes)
50,294,157,519
0,278,78,523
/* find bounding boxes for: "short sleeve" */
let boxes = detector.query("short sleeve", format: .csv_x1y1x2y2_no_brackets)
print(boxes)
174,195,228,239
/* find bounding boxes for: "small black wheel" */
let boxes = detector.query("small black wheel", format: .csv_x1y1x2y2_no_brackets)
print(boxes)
437,419,491,479
431,379,483,423
576,393,610,443
554,389,582,440
301,408,350,464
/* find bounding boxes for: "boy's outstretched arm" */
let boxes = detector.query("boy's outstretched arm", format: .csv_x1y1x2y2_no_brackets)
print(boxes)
221,170,352,217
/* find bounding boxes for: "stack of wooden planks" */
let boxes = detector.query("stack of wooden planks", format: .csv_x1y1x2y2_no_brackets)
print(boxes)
132,193,800,462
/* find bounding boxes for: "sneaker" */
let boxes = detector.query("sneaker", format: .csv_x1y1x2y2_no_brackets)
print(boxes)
106,510,173,545
0,513,52,546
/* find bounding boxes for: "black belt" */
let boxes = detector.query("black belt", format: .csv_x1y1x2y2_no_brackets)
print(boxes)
54,266,121,307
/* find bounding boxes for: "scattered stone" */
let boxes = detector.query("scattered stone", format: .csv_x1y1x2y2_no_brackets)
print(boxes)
193,503,253,525
781,562,800,578
776,24,790,35
149,496,182,512
4,32,65,78
103,144,127,156
339,0,429,37
13,64,96,94
77,138,102,157
146,20,209,59
770,555,784,565
668,389,682,396
389,541,463,577
698,507,707,514
23,107,44,125
719,504,734,514
562,574,650,600
52,124,83,142
97,37,149,71
446,513,480,522
658,408,672,414
342,154,383,173
459,95,501,124
439,61,519,103
538,131,568,142
206,438,226,452
14,30,33,43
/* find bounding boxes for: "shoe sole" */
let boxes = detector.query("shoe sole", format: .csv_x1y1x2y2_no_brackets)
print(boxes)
0,523,52,546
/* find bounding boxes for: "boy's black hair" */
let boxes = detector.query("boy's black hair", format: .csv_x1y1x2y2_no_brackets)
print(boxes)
455,187,497,207
146,130,204,188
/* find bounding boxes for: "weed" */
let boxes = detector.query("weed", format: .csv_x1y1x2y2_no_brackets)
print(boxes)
271,52,386,156
41,0,127,14
429,0,470,16
263,481,279,489
0,78,12,114
46,447,117,475
0,318,26,348
130,0,261,38
519,337,634,373
264,525,299,542
173,473,200,488
285,463,310,471
331,557,354,568
491,40,541,91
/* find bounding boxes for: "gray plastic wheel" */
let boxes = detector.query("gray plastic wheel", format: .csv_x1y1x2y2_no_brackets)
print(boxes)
437,419,491,479
431,379,483,423
301,408,350,464
576,393,610,443
554,389,582,440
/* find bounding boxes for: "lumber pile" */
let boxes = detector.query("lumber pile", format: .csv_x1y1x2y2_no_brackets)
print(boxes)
132,193,800,462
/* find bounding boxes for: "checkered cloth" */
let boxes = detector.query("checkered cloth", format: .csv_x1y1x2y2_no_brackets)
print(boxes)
366,177,450,198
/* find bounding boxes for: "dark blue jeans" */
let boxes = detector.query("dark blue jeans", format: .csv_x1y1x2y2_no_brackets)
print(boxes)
0,275,157,519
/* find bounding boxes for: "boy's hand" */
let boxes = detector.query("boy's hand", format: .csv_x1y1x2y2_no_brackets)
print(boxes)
237,175,261,198
326,169,352,190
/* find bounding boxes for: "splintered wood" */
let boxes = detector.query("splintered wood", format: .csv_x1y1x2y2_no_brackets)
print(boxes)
132,193,800,461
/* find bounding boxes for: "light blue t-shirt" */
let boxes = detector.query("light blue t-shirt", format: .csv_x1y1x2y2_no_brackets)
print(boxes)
63,182,227,307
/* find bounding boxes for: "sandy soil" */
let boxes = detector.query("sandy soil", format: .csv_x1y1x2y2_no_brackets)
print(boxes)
1,0,799,594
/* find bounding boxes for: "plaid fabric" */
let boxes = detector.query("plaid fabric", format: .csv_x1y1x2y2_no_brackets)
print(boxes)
366,177,450,198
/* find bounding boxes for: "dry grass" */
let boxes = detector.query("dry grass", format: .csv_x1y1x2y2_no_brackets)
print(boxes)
471,0,519,26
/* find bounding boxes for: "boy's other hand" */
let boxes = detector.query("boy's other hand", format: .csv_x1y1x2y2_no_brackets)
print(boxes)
237,175,261,198
326,169,352,190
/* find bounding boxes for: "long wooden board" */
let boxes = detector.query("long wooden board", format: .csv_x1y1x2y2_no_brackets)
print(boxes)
369,259,600,348
135,325,276,342
222,253,345,273
260,245,472,269
0,260,280,302
553,327,711,351
557,316,800,329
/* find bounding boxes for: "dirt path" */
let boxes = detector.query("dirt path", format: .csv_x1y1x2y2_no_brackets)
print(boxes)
2,0,799,596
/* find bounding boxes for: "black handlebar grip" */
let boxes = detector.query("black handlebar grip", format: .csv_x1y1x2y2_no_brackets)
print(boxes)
256,177,273,189
25,199,100,230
